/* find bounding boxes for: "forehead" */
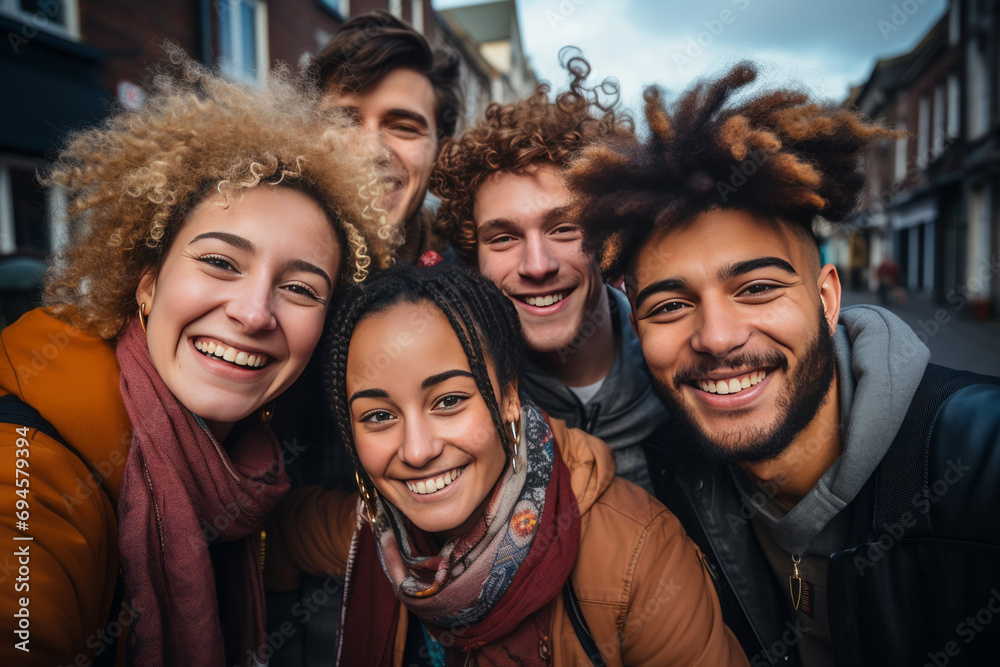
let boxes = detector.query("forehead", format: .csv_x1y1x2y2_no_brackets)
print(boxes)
324,68,436,117
631,209,808,286
472,164,570,229
348,301,468,378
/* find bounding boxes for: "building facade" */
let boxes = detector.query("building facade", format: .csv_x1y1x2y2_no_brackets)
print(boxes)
839,0,1000,317
0,0,535,321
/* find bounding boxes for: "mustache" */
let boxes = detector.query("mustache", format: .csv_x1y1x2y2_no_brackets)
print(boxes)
672,350,789,387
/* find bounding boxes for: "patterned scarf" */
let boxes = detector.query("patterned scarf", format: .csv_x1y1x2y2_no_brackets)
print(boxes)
115,318,290,666
338,404,581,666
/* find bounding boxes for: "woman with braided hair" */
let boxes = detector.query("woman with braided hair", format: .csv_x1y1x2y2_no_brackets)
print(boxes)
265,257,747,666
0,48,393,665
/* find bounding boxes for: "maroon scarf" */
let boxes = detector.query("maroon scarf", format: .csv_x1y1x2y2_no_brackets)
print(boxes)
115,319,290,666
338,406,581,666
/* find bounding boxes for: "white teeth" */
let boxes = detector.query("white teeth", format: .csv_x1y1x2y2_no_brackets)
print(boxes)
194,340,267,368
697,370,767,395
526,292,566,307
406,468,463,495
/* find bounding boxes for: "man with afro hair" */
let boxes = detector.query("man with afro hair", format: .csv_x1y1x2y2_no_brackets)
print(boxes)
568,62,1000,666
432,53,665,492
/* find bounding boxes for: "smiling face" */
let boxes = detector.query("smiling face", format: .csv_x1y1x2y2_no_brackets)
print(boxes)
473,164,604,355
346,301,519,539
324,68,438,231
629,209,841,463
135,185,341,438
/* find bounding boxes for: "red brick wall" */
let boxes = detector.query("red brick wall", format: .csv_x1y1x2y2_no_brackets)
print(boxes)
79,1,198,92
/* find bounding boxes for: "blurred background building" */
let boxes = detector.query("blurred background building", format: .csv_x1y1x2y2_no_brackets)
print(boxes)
825,0,999,319
0,0,536,325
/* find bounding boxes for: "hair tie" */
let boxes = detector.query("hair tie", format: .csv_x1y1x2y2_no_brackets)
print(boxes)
416,250,444,267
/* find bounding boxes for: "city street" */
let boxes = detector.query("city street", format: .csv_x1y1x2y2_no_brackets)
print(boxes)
841,289,1000,376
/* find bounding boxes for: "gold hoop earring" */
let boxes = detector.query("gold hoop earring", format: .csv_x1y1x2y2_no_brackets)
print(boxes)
355,470,379,523
138,302,148,334
258,400,276,426
508,420,520,474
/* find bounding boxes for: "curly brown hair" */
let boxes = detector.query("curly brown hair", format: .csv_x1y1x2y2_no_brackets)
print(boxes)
566,61,904,279
431,52,634,264
43,45,395,340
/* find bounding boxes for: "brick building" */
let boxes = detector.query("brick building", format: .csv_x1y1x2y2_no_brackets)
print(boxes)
834,0,1000,317
0,0,535,322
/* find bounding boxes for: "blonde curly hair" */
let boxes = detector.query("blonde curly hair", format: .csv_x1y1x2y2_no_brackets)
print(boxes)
43,45,395,339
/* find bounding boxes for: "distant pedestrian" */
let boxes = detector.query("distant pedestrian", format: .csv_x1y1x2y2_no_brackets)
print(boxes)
875,255,906,306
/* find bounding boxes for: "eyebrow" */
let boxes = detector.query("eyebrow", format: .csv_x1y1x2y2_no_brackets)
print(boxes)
384,108,430,129
334,105,430,130
421,369,474,390
289,259,333,290
476,206,574,240
191,231,253,252
720,257,798,281
191,232,332,289
349,388,389,404
633,256,797,310
634,278,688,311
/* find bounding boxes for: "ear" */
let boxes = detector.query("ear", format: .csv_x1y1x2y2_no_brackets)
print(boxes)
817,263,842,335
135,266,158,312
500,380,521,424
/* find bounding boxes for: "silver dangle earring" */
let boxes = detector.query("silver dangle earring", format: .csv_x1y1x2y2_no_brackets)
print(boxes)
508,419,520,473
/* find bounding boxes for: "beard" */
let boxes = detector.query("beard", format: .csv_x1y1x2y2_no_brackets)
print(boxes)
652,307,836,464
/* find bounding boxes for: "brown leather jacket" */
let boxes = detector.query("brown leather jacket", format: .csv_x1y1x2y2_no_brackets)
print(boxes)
0,309,131,666
267,416,749,666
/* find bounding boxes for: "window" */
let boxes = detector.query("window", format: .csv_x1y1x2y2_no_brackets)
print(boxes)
967,40,990,140
0,0,79,40
917,94,929,169
933,83,945,155
947,73,960,138
949,0,960,45
0,158,51,255
411,0,423,33
389,0,402,19
218,0,268,84
894,118,909,185
318,0,349,19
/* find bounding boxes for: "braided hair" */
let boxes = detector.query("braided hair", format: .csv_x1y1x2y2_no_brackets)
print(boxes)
325,262,524,492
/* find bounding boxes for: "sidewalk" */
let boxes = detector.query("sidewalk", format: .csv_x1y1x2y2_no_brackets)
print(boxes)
841,289,1000,376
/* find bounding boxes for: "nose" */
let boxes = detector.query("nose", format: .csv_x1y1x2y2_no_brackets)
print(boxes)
225,277,277,334
399,415,444,470
518,234,559,281
690,296,750,359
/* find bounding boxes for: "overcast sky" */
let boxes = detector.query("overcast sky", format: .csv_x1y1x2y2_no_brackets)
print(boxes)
435,0,949,111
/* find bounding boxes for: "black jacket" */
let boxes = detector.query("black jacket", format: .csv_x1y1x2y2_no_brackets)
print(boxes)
647,364,1000,666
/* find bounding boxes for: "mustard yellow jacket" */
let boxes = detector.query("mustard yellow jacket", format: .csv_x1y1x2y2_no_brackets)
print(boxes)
0,309,130,666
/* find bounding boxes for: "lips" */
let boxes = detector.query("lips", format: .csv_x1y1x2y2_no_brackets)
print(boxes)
194,338,269,369
405,466,463,495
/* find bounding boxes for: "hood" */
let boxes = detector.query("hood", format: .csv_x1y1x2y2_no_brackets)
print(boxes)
547,412,617,515
0,308,130,500
736,304,930,555
520,287,667,476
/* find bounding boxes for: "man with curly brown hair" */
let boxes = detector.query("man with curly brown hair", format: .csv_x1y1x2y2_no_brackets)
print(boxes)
432,57,663,492
314,10,460,258
569,62,1000,666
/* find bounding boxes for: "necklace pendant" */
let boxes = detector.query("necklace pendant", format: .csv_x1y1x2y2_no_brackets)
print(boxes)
788,553,814,619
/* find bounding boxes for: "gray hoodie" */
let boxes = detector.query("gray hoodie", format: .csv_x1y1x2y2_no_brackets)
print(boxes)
735,304,931,555
520,287,666,493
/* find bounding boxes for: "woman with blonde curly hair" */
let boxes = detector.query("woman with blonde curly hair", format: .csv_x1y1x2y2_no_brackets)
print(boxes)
0,49,392,666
